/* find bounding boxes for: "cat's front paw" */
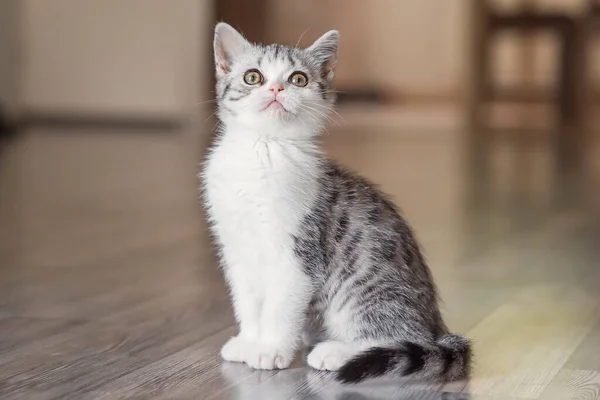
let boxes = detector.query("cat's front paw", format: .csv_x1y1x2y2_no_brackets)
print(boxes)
244,344,295,370
221,337,294,370
221,336,253,363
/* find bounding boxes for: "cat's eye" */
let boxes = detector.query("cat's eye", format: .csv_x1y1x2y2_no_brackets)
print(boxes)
288,72,309,87
243,69,263,85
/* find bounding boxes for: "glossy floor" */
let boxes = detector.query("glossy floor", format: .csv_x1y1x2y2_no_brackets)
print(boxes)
1,120,599,399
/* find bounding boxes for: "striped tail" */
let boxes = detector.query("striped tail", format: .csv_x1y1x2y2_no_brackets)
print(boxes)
336,334,472,384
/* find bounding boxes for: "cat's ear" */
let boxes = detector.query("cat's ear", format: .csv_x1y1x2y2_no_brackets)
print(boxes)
214,22,250,76
306,30,339,81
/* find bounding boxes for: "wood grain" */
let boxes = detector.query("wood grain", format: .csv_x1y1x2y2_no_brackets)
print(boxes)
565,320,600,372
540,369,600,400
467,285,598,398
0,124,599,398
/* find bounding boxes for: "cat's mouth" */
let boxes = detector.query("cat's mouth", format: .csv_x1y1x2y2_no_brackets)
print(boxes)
263,100,287,112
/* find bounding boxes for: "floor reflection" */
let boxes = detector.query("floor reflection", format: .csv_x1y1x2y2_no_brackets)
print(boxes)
1,121,599,399
219,363,472,400
461,125,599,260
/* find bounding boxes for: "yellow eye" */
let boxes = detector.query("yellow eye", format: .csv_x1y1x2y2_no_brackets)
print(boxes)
243,70,263,85
289,72,308,87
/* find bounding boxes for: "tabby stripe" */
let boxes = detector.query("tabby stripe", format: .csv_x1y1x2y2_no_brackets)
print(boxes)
221,105,236,116
329,259,370,307
229,91,251,102
326,252,359,304
402,342,427,375
335,273,375,313
221,82,232,100
318,82,327,100
334,210,349,243
440,345,456,376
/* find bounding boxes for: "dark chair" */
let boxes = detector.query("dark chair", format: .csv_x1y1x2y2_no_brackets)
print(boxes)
0,104,16,142
468,0,587,132
466,0,595,210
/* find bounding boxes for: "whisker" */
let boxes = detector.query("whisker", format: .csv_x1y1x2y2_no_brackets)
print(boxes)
305,101,346,125
211,120,222,133
295,27,311,48
298,105,331,134
301,106,335,125
301,104,340,127
204,109,220,122
197,98,218,106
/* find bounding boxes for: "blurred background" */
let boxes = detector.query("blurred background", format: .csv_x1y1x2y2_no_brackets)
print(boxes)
1,0,599,267
1,1,600,398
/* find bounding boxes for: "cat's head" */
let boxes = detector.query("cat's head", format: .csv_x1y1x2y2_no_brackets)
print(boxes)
213,22,339,136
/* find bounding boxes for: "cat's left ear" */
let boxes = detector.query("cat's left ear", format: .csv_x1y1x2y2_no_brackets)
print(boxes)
305,30,339,81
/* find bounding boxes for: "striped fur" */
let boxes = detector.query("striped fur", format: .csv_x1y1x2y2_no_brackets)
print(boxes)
295,164,471,383
202,22,471,383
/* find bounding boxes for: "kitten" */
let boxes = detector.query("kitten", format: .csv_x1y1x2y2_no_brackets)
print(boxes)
201,22,471,383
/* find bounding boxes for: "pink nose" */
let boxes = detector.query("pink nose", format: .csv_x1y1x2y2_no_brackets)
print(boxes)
269,84,284,94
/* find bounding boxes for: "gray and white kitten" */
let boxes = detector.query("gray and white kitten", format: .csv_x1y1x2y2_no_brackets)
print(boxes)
201,22,471,383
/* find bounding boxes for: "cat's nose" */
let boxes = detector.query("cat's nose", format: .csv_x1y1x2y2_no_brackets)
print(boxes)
269,83,284,94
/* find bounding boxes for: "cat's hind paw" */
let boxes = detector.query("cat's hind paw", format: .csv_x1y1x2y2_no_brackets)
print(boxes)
307,341,359,371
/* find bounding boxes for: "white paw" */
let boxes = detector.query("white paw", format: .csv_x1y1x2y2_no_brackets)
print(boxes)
244,344,295,370
307,341,356,371
220,336,252,363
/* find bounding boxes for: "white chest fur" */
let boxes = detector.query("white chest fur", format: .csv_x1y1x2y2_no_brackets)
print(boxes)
202,130,321,286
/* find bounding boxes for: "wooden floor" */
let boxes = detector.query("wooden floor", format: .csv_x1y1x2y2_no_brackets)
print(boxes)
1,120,600,399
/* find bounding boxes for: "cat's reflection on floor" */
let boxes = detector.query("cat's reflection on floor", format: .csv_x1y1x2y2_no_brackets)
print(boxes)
219,363,471,400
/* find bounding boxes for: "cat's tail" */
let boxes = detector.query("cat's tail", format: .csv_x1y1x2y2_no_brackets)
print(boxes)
336,334,472,384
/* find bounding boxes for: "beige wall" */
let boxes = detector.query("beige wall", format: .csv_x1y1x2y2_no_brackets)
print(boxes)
269,0,594,97
365,0,467,95
492,0,586,12
0,0,20,117
18,0,213,120
268,0,465,93
6,0,596,116
267,0,471,95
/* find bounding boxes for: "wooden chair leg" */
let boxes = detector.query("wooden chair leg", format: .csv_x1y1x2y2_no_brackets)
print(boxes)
0,105,16,142
554,20,587,206
464,0,494,244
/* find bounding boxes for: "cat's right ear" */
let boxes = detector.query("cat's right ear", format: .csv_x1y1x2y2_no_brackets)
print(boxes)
214,23,250,77
305,30,339,81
